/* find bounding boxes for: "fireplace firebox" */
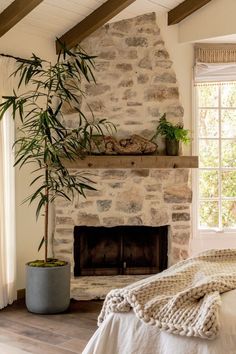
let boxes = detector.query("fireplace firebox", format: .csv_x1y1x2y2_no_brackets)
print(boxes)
74,225,168,276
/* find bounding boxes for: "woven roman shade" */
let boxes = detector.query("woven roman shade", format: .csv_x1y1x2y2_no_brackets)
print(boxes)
194,44,236,83
195,43,236,63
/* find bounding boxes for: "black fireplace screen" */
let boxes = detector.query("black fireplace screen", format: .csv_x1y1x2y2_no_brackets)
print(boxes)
74,225,168,276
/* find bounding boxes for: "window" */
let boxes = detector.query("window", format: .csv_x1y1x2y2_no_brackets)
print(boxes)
196,82,236,231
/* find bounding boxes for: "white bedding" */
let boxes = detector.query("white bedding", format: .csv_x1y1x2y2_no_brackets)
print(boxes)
82,289,236,354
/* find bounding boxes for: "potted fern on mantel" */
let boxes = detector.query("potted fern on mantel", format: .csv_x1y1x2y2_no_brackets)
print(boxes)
0,44,113,314
151,114,190,156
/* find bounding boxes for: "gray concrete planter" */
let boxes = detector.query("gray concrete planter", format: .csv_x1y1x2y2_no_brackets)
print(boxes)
25,262,70,314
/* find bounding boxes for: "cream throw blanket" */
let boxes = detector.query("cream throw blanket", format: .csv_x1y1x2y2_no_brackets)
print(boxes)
98,249,236,339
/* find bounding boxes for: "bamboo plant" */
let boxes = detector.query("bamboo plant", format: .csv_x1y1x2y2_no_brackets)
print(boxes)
0,43,113,265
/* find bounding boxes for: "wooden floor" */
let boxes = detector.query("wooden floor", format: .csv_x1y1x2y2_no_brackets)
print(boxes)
0,299,102,354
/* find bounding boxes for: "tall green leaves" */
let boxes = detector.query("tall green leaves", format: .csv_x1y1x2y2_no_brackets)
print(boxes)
0,41,114,260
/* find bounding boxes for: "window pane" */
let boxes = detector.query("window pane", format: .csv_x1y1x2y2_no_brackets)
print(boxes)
197,83,236,231
221,110,236,138
199,109,219,138
199,170,218,198
222,171,236,197
221,84,236,107
199,201,219,228
199,140,219,167
222,140,236,167
222,201,236,228
198,85,218,107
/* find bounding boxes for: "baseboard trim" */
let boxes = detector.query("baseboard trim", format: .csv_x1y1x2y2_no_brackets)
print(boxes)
17,288,25,300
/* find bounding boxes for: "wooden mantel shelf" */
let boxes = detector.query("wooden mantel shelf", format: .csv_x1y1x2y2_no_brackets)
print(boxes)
65,155,198,169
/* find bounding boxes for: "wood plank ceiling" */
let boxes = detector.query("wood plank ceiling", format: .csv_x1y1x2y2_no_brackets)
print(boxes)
0,0,43,37
0,0,213,51
0,0,183,41
56,0,137,53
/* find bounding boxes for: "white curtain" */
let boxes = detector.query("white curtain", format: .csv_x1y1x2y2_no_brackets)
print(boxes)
194,62,236,83
0,57,16,308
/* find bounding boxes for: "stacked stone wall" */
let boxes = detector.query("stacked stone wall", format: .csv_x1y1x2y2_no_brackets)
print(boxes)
54,13,192,272
54,168,192,267
66,12,184,153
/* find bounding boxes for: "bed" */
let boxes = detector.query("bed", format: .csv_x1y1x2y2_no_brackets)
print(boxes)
83,289,236,354
82,250,236,354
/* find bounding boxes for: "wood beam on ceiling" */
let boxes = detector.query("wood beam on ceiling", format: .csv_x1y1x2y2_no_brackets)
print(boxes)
168,0,212,25
56,0,136,54
0,0,43,37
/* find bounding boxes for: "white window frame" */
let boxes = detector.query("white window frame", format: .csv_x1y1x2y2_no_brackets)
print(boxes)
192,82,236,243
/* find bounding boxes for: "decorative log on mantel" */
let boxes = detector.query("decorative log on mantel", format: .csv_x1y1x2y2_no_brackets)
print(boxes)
65,156,198,169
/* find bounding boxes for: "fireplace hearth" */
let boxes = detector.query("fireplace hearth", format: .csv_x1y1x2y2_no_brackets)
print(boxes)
74,225,168,276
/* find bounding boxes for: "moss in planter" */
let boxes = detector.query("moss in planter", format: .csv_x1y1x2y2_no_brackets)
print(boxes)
27,259,68,267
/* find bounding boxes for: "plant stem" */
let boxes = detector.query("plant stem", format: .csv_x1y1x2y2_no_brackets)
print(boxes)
44,62,51,263
44,166,49,263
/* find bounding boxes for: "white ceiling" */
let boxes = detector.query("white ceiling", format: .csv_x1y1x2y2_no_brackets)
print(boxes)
110,0,183,22
0,0,183,39
0,0,14,12
4,0,235,43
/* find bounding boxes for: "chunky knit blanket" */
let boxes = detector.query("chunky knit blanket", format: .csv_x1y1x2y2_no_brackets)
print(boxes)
98,249,236,339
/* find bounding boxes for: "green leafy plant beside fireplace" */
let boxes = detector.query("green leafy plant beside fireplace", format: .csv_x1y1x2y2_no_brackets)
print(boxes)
0,44,113,265
0,43,114,313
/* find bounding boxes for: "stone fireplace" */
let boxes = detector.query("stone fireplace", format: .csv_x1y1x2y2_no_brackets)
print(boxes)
53,168,192,299
53,12,193,299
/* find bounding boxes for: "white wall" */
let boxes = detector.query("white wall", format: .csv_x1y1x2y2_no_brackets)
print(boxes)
179,0,236,43
157,13,193,155
0,25,56,290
